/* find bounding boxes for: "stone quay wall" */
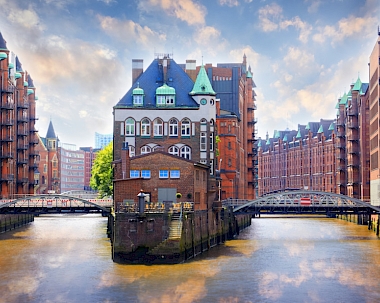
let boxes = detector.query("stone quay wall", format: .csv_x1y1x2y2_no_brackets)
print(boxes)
0,214,34,233
110,208,251,264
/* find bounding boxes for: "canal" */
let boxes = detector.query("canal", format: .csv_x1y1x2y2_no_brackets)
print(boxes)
0,214,380,303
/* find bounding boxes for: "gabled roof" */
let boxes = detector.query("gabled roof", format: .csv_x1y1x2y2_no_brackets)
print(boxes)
16,56,23,72
190,64,216,96
46,121,57,138
28,74,35,88
115,58,198,108
352,77,362,91
0,32,7,50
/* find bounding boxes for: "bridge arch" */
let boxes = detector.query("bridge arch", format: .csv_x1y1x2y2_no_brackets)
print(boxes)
225,190,380,215
0,194,111,214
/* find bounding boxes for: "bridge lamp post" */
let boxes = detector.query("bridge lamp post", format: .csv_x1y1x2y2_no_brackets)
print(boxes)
137,190,146,215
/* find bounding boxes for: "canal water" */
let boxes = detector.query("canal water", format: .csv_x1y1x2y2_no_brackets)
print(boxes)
1,214,380,303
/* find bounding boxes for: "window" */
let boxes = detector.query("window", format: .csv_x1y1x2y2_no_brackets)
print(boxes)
153,118,163,136
181,119,190,136
129,146,135,157
180,146,191,159
200,132,207,151
141,146,151,154
159,170,169,178
125,118,135,136
209,133,214,151
169,118,178,136
170,170,180,178
130,170,139,178
141,118,151,136
133,95,143,105
141,170,151,178
157,95,165,105
169,145,179,156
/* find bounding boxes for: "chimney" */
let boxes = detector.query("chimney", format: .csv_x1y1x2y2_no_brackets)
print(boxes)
132,59,143,85
121,142,130,179
185,59,197,81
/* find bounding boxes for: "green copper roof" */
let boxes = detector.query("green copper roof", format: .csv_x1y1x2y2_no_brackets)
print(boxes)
266,139,270,145
190,65,216,95
335,101,340,109
283,134,288,142
328,122,335,131
317,125,323,134
0,52,7,60
8,62,14,69
156,83,175,95
305,123,310,130
27,88,34,95
296,129,302,139
258,140,262,147
274,130,281,138
23,81,28,87
339,92,348,105
14,72,21,79
246,70,253,78
352,77,362,91
133,87,144,95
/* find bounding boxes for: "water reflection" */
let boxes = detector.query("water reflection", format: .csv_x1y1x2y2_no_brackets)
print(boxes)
1,215,380,303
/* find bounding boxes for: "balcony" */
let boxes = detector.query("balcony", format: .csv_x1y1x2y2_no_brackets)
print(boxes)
0,174,14,182
29,162,39,169
17,144,28,150
0,152,13,159
1,119,14,126
17,116,28,123
347,107,358,116
17,101,29,109
17,177,28,184
17,158,28,165
29,138,39,145
1,136,14,142
347,122,359,129
335,142,346,149
1,85,15,94
29,151,39,157
29,116,39,121
30,128,38,133
17,130,28,137
1,102,14,110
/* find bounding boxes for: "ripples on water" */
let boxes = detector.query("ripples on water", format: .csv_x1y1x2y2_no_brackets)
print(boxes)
0,214,380,303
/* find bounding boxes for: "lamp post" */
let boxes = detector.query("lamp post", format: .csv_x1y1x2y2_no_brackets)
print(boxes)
137,190,146,215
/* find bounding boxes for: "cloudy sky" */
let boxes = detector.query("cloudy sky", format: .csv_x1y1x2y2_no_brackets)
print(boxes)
0,0,378,147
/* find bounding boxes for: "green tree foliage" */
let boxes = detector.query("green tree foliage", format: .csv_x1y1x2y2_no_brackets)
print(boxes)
90,142,113,198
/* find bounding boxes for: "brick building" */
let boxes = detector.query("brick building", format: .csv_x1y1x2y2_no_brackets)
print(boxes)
369,30,380,206
0,32,39,198
113,147,210,211
113,54,218,205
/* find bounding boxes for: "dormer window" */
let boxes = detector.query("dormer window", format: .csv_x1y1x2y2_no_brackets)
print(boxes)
156,83,176,106
132,83,144,106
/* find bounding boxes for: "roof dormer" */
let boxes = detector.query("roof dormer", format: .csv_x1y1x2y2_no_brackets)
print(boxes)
156,83,176,106
132,83,144,106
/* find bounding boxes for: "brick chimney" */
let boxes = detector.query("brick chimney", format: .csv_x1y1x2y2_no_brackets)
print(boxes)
132,59,143,84
121,142,130,179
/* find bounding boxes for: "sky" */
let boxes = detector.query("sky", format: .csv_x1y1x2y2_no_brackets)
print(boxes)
0,0,378,147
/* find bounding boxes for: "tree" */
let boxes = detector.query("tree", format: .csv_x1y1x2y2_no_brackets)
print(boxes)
90,142,113,198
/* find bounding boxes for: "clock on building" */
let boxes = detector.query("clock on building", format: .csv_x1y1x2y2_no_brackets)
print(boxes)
200,98,207,105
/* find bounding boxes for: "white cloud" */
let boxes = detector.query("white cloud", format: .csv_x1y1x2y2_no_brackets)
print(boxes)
138,0,207,26
193,26,228,57
97,15,166,46
219,0,239,7
280,16,312,43
229,45,260,68
305,0,322,13
283,47,316,71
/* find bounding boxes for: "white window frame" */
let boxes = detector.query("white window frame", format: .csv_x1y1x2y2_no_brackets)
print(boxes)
130,170,139,178
157,95,165,105
129,146,135,157
141,118,150,136
153,118,163,136
209,132,214,151
169,118,178,136
125,118,135,136
170,170,180,178
133,95,143,105
141,146,151,154
180,146,191,159
159,170,169,178
141,170,151,178
200,132,207,151
181,119,191,136
169,146,179,156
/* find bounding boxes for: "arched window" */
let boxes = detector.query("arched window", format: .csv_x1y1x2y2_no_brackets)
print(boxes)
141,118,151,136
129,146,135,157
180,146,191,159
169,118,178,136
153,145,162,151
141,146,151,154
181,119,190,136
125,118,135,136
153,118,163,136
168,146,179,156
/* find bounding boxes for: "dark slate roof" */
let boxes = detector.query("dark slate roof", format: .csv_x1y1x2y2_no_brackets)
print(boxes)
0,32,7,50
115,58,198,109
46,121,57,138
28,74,34,87
16,56,23,72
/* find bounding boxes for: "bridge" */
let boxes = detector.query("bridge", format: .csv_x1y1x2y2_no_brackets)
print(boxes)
223,190,380,217
0,194,113,215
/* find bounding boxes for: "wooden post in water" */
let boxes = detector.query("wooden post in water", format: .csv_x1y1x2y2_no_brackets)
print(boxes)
377,215,380,237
